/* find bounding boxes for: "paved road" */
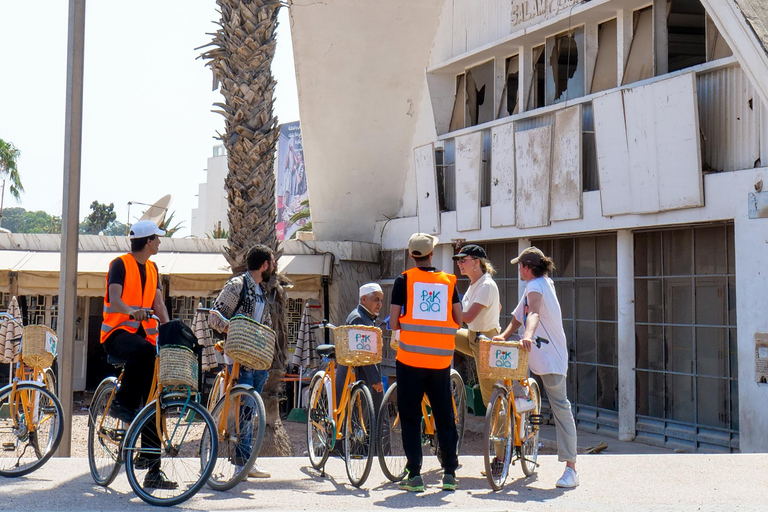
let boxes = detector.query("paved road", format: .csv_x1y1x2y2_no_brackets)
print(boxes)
3,453,767,511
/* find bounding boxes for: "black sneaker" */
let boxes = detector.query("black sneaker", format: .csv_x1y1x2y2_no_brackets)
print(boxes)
133,452,155,470
108,400,137,424
399,472,424,492
143,470,178,490
442,473,458,491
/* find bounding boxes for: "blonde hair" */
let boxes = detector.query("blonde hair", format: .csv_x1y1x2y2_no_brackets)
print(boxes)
479,258,497,276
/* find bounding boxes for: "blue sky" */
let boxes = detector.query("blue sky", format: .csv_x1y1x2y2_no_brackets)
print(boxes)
0,1,299,237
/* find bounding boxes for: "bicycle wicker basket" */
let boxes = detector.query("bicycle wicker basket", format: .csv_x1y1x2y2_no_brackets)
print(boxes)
22,325,57,369
158,345,199,390
334,325,383,367
224,315,276,370
478,337,529,381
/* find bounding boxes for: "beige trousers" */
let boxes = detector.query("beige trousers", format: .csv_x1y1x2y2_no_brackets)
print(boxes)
454,326,501,406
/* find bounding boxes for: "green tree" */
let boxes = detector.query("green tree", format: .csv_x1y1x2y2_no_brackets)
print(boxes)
80,201,116,235
0,139,25,229
102,220,128,236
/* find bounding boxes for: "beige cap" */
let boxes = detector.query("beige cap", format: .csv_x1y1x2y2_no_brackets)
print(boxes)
408,233,438,257
510,246,545,267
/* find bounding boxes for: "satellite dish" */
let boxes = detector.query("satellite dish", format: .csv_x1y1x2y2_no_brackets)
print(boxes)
138,194,172,224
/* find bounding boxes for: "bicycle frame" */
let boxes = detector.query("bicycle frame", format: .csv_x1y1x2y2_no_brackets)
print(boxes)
313,359,358,445
499,377,535,449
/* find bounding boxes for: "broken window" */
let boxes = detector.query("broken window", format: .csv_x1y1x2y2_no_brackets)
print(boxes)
528,45,546,110
448,74,466,132
436,141,456,211
667,0,706,72
706,13,733,61
547,28,584,104
500,55,520,117
465,61,494,127
591,19,618,94
622,7,654,85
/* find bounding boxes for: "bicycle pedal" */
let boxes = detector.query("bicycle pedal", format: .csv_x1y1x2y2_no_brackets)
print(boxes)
2,442,15,451
529,414,545,426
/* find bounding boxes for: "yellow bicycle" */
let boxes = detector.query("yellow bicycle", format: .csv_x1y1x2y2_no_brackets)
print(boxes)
306,323,375,487
0,313,63,477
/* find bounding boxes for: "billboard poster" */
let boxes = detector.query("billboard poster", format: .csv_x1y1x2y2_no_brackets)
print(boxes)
276,121,309,241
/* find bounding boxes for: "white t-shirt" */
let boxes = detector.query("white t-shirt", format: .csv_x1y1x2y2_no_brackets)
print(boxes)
512,276,569,376
461,272,500,333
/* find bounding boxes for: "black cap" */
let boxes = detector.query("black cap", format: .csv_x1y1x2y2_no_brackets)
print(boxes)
452,244,487,260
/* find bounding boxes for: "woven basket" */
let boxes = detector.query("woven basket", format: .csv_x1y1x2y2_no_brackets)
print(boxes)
22,325,57,369
159,345,198,390
224,315,276,370
478,338,529,381
335,325,382,367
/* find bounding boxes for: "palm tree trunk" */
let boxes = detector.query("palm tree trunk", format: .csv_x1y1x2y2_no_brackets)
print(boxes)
201,0,292,456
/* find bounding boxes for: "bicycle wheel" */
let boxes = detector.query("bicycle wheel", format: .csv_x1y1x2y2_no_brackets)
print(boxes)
88,377,123,486
124,398,217,507
207,385,266,491
520,378,541,477
0,381,64,477
483,387,512,491
344,382,374,487
450,369,467,454
376,382,406,482
306,371,333,471
206,370,225,412
44,368,57,397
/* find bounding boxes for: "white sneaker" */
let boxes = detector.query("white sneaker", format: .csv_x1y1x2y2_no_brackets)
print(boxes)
248,464,270,478
556,467,579,488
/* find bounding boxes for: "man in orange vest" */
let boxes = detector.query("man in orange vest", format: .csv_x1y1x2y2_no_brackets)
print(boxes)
389,233,463,492
101,220,173,489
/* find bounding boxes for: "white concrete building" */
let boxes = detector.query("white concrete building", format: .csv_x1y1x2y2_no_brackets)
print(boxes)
191,145,229,238
289,0,768,452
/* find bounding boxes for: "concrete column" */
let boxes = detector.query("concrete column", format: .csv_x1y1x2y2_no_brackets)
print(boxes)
617,230,636,441
519,46,532,113
653,0,668,76
516,238,530,300
617,8,633,86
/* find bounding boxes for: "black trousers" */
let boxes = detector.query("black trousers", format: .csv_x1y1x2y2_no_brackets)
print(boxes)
103,329,161,466
395,360,458,476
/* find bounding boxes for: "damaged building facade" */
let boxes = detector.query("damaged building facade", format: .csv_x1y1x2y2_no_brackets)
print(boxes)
289,0,768,452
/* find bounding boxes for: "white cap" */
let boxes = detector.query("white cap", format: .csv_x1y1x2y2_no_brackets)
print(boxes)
359,282,383,298
128,220,166,239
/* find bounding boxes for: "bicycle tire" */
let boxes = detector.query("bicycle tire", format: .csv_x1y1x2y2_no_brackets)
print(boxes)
207,385,266,491
376,382,407,482
344,382,375,487
520,378,541,477
483,387,512,491
306,371,333,471
450,369,467,454
87,377,123,486
0,381,64,477
434,370,466,466
206,370,225,412
44,368,57,397
123,397,217,506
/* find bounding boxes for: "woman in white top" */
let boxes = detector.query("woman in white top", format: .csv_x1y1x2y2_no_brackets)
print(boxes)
453,244,501,407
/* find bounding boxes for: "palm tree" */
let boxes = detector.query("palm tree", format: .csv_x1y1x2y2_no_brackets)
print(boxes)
200,0,292,456
0,139,24,228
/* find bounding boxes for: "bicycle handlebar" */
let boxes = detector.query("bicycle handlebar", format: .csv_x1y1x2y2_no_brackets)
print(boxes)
311,321,337,331
477,334,549,349
0,312,23,327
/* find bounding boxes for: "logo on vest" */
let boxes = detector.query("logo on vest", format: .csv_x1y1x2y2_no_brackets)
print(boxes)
412,282,449,322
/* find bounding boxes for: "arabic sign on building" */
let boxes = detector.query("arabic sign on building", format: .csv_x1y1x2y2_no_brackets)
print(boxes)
277,121,310,241
511,0,585,28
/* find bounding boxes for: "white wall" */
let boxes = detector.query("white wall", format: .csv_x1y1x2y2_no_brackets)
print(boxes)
190,147,228,238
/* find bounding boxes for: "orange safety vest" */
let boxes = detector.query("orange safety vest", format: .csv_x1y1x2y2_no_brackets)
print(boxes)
397,267,458,370
100,254,159,345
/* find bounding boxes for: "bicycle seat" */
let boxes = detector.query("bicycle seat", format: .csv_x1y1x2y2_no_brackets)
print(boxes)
317,344,335,358
107,354,129,368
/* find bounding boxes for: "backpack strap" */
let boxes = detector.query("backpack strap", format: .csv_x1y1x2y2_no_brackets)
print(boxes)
234,272,248,315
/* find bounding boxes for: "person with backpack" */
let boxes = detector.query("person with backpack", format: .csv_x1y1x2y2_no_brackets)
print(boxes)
209,244,277,479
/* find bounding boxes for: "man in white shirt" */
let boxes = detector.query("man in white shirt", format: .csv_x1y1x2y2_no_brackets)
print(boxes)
495,246,578,489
